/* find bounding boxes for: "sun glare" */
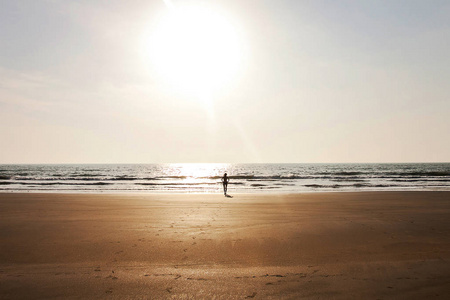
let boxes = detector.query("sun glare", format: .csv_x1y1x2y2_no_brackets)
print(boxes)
146,4,244,100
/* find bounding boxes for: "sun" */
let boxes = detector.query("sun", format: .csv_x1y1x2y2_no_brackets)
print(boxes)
146,4,244,99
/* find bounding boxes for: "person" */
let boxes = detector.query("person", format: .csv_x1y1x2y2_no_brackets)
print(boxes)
221,173,229,195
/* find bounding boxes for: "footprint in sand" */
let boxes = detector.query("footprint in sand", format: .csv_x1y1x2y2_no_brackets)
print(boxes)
245,292,257,298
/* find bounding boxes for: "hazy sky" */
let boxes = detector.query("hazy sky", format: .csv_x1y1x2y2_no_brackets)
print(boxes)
1,0,449,163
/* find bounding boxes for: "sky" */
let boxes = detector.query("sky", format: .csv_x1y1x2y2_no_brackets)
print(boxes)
1,0,449,163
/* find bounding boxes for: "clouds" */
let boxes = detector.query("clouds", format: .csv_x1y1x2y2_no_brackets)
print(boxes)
0,67,65,114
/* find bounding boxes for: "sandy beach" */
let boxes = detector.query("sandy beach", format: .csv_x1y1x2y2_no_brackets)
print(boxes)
0,191,449,299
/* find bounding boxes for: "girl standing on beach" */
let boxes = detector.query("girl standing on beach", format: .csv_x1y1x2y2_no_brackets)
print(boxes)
221,173,229,195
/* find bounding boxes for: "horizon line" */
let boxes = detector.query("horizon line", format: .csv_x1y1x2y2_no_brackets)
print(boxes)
1,162,449,165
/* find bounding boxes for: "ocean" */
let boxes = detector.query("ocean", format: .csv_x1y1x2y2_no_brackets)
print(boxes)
0,163,449,193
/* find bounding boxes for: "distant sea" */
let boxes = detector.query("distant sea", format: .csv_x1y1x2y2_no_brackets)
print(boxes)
0,163,449,193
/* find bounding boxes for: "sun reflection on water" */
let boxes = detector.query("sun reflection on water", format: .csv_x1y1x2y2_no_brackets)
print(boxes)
164,163,231,192
166,163,229,178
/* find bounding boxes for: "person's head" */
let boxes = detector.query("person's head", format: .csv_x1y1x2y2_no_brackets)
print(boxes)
224,173,227,177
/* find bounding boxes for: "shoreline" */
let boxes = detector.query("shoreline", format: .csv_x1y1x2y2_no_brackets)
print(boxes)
1,191,449,299
1,188,450,195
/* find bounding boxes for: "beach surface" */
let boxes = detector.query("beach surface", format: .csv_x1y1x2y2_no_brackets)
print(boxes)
1,192,449,299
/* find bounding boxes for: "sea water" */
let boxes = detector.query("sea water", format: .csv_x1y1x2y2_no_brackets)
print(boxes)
0,163,449,193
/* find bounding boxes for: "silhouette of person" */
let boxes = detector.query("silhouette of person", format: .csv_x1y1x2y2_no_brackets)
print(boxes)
221,173,229,195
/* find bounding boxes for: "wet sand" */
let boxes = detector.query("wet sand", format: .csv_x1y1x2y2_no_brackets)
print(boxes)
1,192,449,299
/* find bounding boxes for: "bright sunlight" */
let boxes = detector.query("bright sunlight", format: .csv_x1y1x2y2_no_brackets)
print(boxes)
146,3,244,100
